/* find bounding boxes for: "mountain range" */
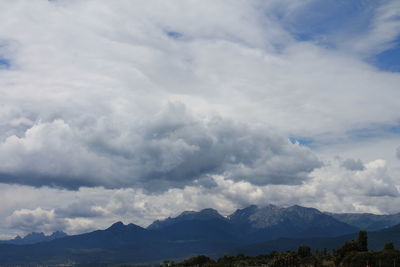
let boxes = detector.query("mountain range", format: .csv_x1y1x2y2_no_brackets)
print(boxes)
326,211,400,231
0,231,67,245
1,204,400,265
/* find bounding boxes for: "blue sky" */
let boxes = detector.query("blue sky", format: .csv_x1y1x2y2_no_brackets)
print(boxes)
281,0,400,72
286,0,377,41
373,39,400,72
0,57,10,69
0,0,399,238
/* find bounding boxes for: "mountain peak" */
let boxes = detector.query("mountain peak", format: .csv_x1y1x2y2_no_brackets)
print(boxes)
23,232,46,241
2,231,67,245
147,208,225,230
198,208,221,216
176,208,224,220
50,231,67,239
228,205,259,222
287,205,319,212
108,221,125,230
179,210,196,216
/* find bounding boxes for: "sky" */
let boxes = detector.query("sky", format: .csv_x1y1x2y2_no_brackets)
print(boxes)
0,0,400,238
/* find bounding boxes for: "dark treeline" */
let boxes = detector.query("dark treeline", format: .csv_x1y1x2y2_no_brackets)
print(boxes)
157,231,400,267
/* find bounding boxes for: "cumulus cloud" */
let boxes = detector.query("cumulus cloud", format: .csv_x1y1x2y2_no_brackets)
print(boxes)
0,104,321,191
314,159,399,198
358,160,398,197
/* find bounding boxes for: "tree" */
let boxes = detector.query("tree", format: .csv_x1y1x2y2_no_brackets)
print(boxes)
297,245,311,258
358,230,368,251
333,240,360,266
384,242,395,250
182,255,213,266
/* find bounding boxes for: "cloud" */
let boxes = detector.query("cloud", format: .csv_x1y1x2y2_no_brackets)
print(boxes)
0,0,399,142
396,146,400,159
0,156,399,236
0,0,399,236
340,158,365,171
0,104,321,191
6,207,96,235
359,160,398,197
314,159,399,198
6,208,66,233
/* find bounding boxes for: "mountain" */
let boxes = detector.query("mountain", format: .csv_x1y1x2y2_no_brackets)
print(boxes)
146,205,358,253
0,231,68,245
326,212,400,231
228,204,358,242
0,220,240,265
148,208,227,230
147,205,357,245
0,222,171,265
149,208,236,241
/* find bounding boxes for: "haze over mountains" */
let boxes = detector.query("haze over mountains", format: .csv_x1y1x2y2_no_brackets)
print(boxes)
1,204,400,265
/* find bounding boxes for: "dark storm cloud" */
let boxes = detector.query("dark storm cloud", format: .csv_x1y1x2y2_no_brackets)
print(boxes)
0,104,322,191
340,158,365,171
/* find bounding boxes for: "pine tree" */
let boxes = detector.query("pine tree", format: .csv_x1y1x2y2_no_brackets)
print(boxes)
358,230,368,251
